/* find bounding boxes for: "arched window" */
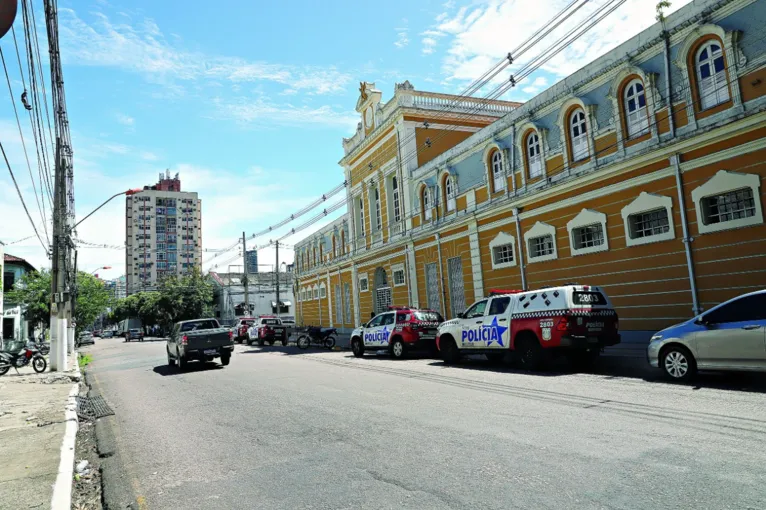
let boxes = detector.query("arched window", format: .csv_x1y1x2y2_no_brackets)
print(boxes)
332,235,337,258
696,40,729,110
319,244,323,263
526,131,543,179
569,109,589,162
422,186,432,221
624,79,649,138
491,151,504,192
358,197,365,239
444,176,456,212
392,177,401,223
340,230,345,255
374,188,382,231
312,247,317,266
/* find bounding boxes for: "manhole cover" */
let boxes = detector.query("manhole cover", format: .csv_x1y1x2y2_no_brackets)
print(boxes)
76,395,114,420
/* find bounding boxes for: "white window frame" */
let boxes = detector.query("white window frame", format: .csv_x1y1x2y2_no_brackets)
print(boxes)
359,273,369,292
422,186,432,221
624,79,650,138
488,232,517,270
491,151,505,192
526,132,543,179
373,187,382,231
567,209,609,256
696,40,730,110
691,170,763,235
523,221,558,263
621,192,675,247
392,264,406,287
313,284,319,300
444,176,456,212
569,109,589,162
392,176,401,223
358,197,365,239
320,282,327,299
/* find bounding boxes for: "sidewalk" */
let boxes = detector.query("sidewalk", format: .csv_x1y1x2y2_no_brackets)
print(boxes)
0,353,80,510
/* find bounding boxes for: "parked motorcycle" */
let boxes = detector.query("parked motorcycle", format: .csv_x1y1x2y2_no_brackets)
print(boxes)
0,342,47,376
296,327,337,350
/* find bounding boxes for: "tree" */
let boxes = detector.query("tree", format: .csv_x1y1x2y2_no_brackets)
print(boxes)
7,270,112,334
156,269,214,325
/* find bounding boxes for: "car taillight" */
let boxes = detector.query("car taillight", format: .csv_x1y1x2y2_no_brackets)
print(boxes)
556,317,570,331
228,331,233,340
182,335,188,345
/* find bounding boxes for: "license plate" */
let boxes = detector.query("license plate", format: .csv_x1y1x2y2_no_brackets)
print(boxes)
203,349,218,355
420,334,435,340
587,337,599,344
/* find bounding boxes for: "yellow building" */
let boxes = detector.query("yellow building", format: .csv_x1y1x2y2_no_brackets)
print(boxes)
295,0,766,347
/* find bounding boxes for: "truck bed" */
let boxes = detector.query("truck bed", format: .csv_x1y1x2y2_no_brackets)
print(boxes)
184,328,233,351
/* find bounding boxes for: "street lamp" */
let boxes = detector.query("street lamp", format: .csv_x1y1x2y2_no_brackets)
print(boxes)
90,266,111,275
73,188,143,230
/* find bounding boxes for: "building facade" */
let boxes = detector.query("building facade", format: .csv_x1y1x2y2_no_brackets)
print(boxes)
125,172,202,294
2,252,37,343
210,270,295,326
295,0,766,346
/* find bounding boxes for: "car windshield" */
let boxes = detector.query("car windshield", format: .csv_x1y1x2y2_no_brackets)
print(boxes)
180,320,219,332
414,311,443,322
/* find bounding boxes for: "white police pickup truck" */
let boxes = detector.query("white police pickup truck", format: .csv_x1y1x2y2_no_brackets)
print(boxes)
436,285,620,369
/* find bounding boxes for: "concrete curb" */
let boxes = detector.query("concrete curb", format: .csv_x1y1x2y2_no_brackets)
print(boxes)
51,352,81,510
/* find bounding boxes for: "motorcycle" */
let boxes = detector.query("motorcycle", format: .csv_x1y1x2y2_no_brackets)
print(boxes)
0,342,47,376
296,327,337,350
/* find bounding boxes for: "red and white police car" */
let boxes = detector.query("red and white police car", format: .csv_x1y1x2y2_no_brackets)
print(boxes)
436,285,620,369
350,306,444,359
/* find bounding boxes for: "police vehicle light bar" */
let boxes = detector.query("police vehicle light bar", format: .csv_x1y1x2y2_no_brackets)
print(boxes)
487,289,524,296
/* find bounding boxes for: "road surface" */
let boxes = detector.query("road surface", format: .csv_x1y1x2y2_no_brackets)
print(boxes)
85,339,766,510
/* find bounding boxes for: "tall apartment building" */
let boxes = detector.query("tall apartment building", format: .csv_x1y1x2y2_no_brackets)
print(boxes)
125,171,202,294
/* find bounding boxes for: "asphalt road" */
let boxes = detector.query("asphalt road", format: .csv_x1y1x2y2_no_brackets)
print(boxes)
85,338,766,510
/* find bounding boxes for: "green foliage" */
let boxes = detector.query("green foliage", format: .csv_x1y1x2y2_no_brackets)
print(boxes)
78,353,93,368
656,0,671,22
111,269,214,329
6,270,112,334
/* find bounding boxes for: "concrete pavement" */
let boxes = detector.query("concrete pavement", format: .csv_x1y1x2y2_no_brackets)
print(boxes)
88,339,766,509
0,352,80,510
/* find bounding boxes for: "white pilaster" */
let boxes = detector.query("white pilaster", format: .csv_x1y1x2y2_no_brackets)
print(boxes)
468,220,484,301
406,242,419,307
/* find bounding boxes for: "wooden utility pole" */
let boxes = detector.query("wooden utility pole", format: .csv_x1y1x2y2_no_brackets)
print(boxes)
275,241,280,318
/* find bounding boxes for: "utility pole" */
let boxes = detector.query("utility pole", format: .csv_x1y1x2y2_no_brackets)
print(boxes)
275,241,280,318
242,232,249,316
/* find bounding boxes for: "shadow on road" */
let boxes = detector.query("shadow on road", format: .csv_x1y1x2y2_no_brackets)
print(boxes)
238,345,337,356
424,355,766,393
152,363,224,376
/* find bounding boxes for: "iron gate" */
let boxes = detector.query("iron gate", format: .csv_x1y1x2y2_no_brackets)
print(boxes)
447,256,466,319
425,262,441,314
376,287,392,314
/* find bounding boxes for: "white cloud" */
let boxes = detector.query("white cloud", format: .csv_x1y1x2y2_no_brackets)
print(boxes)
430,0,693,86
394,19,409,49
140,151,159,161
58,8,352,96
116,113,134,126
422,37,438,55
211,97,358,129
520,75,550,95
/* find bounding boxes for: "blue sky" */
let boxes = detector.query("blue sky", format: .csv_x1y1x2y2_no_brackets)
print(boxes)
0,0,690,278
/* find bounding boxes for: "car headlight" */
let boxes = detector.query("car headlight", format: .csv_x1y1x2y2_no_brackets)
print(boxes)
650,334,663,342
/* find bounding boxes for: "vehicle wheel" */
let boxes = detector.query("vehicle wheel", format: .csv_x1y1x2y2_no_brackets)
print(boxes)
661,345,696,382
267,340,275,346
246,336,252,346
486,352,505,364
178,355,188,371
390,339,406,359
258,338,265,347
351,337,365,358
440,336,461,365
220,354,231,366
281,338,288,347
568,349,599,371
324,336,336,350
0,365,9,376
297,335,310,350
32,355,47,373
516,336,543,371
167,349,176,366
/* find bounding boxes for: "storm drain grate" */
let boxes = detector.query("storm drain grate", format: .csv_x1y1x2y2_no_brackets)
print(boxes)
76,395,114,420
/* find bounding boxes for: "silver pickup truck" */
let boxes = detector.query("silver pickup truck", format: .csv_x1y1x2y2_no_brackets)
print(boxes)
166,318,234,370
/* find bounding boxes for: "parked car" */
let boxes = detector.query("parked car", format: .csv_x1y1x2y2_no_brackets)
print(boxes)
92,330,102,338
166,318,234,370
647,289,766,381
77,331,95,347
350,307,444,359
232,318,258,343
102,330,115,339
246,317,287,346
125,328,144,342
436,286,620,370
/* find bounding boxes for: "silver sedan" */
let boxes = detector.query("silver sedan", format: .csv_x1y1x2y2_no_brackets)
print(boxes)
647,290,766,381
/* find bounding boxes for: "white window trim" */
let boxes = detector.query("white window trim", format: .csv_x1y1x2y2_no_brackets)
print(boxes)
695,40,730,111
624,79,650,139
358,273,369,292
621,192,676,247
422,186,432,221
569,109,589,162
443,174,456,213
523,221,558,263
392,264,406,287
488,232,518,269
567,209,609,256
320,282,327,299
527,132,544,179
313,284,319,300
691,170,763,235
491,151,506,192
